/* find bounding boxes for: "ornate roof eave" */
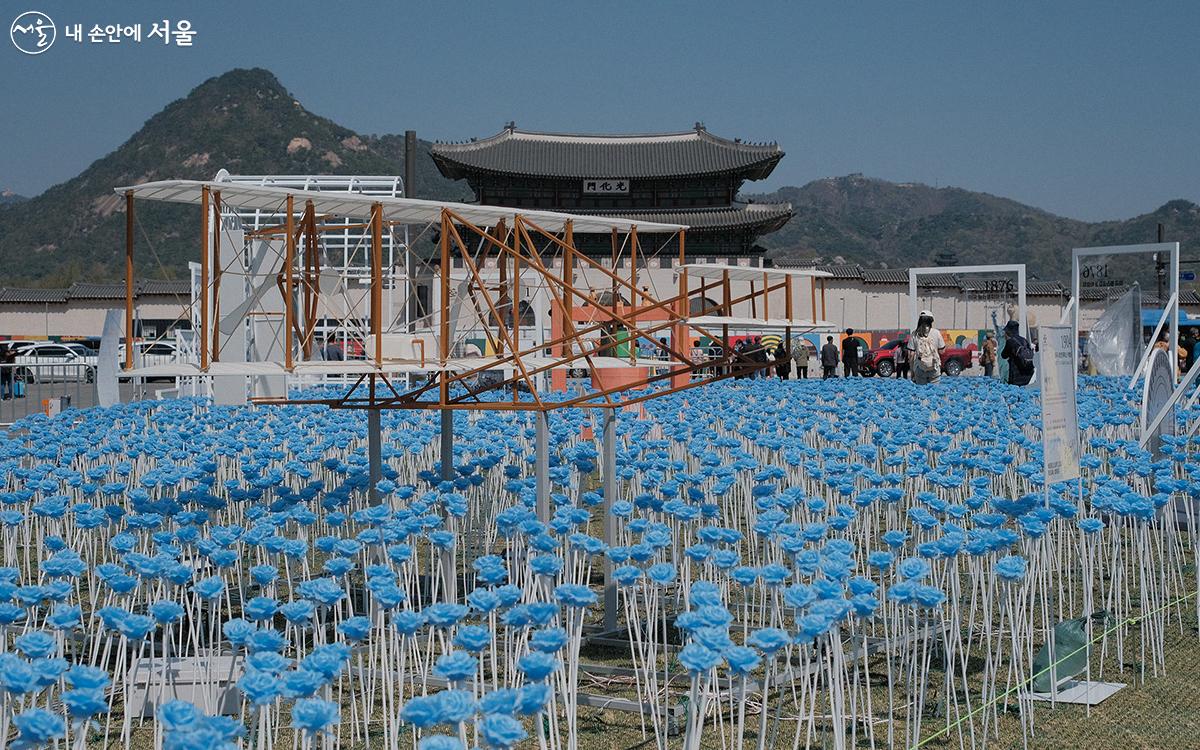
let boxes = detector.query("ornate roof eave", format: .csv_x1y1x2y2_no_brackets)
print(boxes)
431,153,785,183
570,203,794,235
430,126,785,182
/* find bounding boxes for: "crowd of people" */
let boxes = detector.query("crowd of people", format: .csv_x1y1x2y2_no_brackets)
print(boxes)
1154,327,1200,374
618,310,1200,388
696,310,1042,387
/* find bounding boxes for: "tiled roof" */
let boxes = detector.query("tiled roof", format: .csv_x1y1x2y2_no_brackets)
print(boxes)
1078,286,1129,301
137,279,191,296
575,203,793,233
1138,289,1200,306
917,273,961,288
68,282,126,300
0,278,190,305
1026,281,1067,296
432,126,784,180
0,288,68,303
814,264,864,279
861,269,909,284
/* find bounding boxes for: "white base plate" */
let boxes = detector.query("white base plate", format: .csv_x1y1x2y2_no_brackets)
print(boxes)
1026,679,1125,705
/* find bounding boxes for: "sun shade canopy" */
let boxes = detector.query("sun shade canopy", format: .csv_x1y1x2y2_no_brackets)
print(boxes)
114,180,688,235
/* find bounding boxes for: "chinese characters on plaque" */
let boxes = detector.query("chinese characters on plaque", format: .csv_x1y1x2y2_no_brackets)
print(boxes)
582,179,629,195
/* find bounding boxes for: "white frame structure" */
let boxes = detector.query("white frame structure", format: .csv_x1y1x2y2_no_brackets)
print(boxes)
217,173,411,338
1070,242,1179,388
908,264,1028,334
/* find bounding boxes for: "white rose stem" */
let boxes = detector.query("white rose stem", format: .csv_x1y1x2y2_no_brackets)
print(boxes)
532,703,550,750
619,584,651,741
756,647,776,750
682,671,700,750
120,634,144,749
660,587,671,743
642,583,663,745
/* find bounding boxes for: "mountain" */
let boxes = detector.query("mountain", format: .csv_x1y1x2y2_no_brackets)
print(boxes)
0,68,469,286
2,69,1195,286
746,175,1200,284
0,190,26,207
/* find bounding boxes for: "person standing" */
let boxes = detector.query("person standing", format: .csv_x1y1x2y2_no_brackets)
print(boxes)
708,340,725,377
980,332,998,378
750,336,770,378
1000,320,1035,386
732,338,748,379
792,340,811,379
894,339,909,379
1153,329,1189,375
774,341,791,379
821,336,839,379
841,329,860,377
322,335,345,361
0,343,14,400
905,311,946,385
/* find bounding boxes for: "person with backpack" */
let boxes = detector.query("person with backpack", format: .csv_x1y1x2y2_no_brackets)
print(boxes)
980,331,998,378
905,310,945,385
1001,320,1035,386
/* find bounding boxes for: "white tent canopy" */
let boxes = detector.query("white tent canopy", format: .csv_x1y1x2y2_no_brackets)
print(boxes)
114,180,688,235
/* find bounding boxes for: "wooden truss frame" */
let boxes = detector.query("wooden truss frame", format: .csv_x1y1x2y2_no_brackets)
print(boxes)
123,185,822,413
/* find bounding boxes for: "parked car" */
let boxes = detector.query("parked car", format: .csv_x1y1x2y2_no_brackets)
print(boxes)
13,342,98,383
860,339,906,377
861,336,978,377
118,340,180,369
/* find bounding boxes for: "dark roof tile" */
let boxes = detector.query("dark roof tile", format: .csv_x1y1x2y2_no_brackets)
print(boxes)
861,269,909,284
576,203,792,233
137,279,191,296
0,279,190,305
814,264,863,279
0,288,68,303
68,282,126,300
432,127,783,180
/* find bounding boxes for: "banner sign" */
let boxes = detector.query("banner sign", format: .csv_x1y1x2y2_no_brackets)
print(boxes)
1039,324,1081,483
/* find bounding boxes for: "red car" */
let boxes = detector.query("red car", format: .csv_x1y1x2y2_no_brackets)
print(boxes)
861,336,978,377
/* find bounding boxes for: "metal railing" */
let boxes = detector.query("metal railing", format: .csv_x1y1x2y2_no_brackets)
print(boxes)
0,362,98,426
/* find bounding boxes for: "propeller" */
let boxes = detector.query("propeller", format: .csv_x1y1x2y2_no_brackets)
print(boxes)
218,278,275,335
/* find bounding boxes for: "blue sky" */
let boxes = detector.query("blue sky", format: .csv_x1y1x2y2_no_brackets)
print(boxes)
2,0,1197,221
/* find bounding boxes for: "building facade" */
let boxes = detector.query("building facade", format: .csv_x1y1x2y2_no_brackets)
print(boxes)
0,281,192,342
431,123,793,258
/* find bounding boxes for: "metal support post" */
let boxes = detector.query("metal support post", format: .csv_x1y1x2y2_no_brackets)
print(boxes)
535,411,550,522
124,191,135,371
284,194,295,372
404,130,418,334
200,186,210,371
440,409,454,481
602,407,618,631
368,408,382,505
439,406,456,602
